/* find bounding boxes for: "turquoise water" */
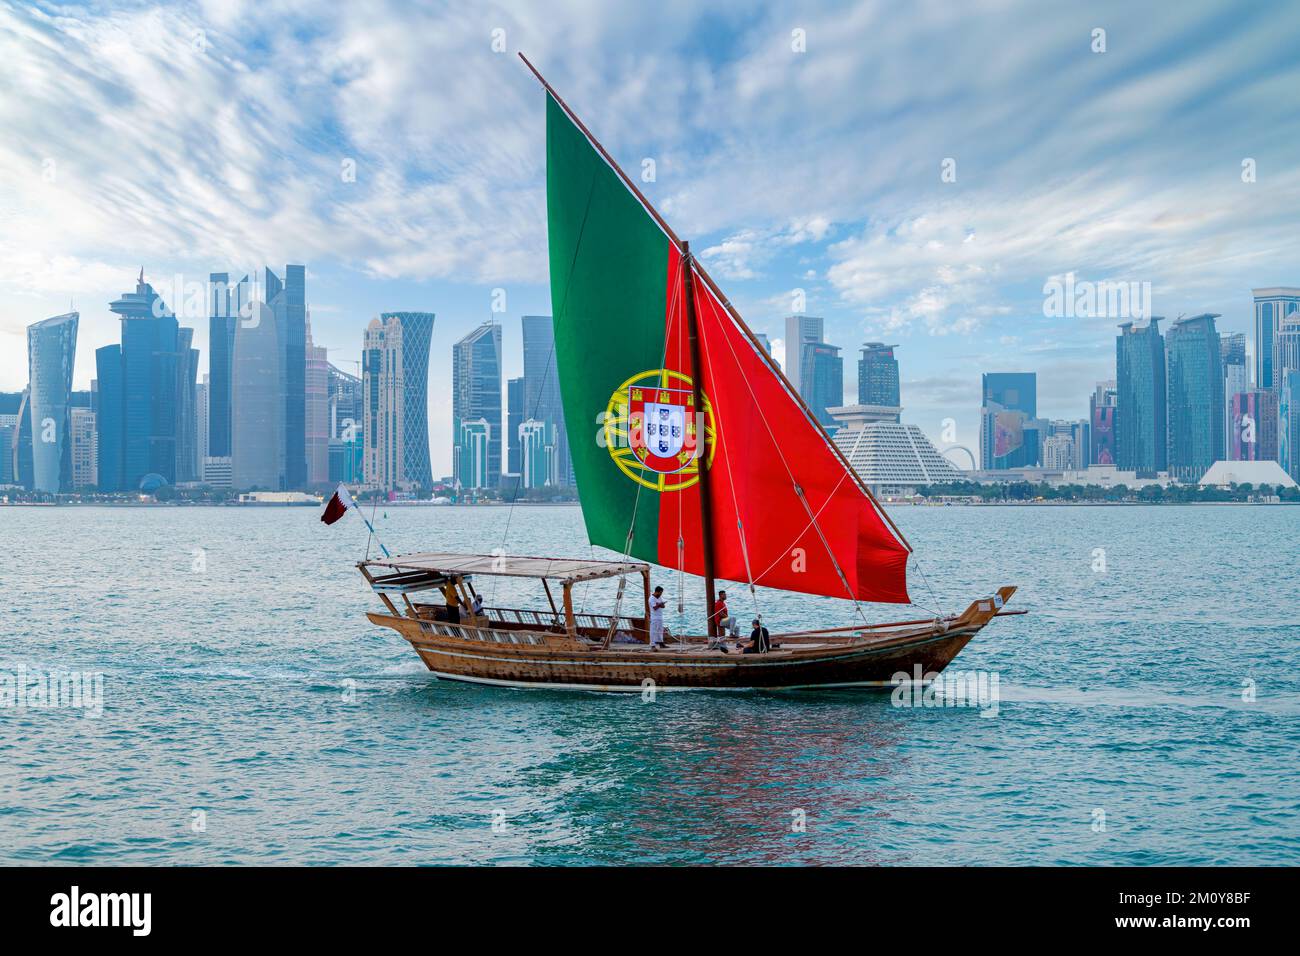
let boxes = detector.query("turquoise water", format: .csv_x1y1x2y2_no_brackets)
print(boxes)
0,503,1297,865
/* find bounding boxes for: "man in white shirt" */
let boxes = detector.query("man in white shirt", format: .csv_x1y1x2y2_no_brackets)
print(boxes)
649,586,667,649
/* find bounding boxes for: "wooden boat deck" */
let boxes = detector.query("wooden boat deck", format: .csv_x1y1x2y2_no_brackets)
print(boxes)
357,552,1020,690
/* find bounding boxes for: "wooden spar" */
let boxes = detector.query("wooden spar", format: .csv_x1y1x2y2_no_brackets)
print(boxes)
516,52,911,555
541,578,559,619
357,562,400,617
562,582,577,636
682,241,718,638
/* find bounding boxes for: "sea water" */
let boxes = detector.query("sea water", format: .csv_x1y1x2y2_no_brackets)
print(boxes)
0,503,1296,865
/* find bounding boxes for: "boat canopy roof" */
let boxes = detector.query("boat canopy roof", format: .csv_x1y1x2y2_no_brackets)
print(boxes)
360,552,648,585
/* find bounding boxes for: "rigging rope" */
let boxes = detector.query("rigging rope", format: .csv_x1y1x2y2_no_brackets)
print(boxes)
691,273,763,623
706,297,868,621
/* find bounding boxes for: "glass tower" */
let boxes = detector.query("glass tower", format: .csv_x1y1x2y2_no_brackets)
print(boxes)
806,342,844,428
26,311,79,493
1252,288,1300,390
265,265,306,489
1166,314,1225,481
506,376,524,476
1116,319,1168,477
521,315,571,485
100,272,186,491
858,342,900,408
231,301,283,490
783,315,823,394
452,322,502,489
207,272,247,459
980,372,1038,469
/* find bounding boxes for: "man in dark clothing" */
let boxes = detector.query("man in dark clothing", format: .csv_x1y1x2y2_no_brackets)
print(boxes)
744,618,771,654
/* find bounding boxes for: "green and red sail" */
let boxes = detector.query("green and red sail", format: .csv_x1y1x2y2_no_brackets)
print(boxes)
545,92,911,605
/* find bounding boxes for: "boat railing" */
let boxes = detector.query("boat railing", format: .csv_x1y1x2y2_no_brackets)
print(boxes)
418,619,550,646
478,606,643,632
482,606,565,628
572,611,643,632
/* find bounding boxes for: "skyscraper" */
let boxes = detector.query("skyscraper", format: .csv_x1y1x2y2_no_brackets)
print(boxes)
452,322,502,489
363,315,403,491
305,317,329,487
266,265,307,489
384,311,435,488
1229,389,1278,462
506,376,524,477
94,346,122,492
1221,332,1248,459
70,404,97,489
0,391,21,485
357,311,433,492
783,315,823,393
1166,313,1225,481
327,363,363,485
519,418,555,488
1281,370,1300,481
457,419,492,491
521,314,571,485
1252,287,1300,390
980,372,1038,469
1116,318,1167,476
13,390,33,489
806,342,844,427
1274,314,1300,390
858,342,900,408
26,311,78,493
174,325,200,483
753,332,772,354
1042,434,1075,470
206,272,247,460
98,272,187,491
1049,419,1090,469
196,374,209,466
1089,381,1118,466
230,300,283,490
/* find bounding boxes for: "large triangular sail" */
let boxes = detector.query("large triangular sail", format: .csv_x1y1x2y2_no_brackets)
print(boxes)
538,60,911,604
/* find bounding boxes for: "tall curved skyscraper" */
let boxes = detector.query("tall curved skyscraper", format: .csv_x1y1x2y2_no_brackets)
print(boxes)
27,312,78,493
386,311,434,488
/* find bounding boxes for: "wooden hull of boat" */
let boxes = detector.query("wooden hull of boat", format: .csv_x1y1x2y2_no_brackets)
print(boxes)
367,587,1016,692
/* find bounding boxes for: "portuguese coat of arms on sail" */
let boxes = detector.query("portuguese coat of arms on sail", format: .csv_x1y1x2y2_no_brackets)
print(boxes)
604,369,716,491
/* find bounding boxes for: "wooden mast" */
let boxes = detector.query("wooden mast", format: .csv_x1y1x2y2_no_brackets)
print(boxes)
517,52,911,555
682,241,718,638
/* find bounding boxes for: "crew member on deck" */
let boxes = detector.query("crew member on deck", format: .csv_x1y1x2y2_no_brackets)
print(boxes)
443,580,462,622
649,586,667,649
712,590,740,639
744,618,771,654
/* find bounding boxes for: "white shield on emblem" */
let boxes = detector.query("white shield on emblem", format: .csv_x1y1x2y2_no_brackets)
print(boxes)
644,402,686,458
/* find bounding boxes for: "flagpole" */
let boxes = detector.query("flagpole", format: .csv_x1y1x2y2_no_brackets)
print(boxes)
362,493,390,559
682,241,718,639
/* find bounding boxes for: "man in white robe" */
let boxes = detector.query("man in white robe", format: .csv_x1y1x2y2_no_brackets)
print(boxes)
649,586,667,648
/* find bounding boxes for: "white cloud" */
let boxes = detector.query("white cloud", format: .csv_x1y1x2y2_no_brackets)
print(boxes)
2,0,1300,442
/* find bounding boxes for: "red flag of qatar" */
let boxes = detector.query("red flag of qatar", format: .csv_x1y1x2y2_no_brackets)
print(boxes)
320,483,356,525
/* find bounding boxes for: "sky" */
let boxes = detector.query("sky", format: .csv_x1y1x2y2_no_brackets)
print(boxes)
2,0,1299,473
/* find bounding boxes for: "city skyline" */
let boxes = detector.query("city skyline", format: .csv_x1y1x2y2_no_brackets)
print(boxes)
7,261,1300,495
4,2,1300,470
